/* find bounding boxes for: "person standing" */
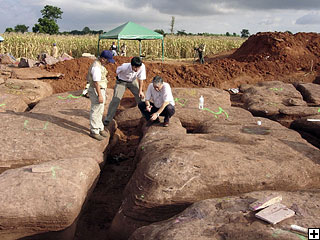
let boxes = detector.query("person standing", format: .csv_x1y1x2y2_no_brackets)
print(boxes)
110,41,118,56
194,43,205,64
52,43,59,58
120,43,127,56
87,50,115,141
103,57,146,126
138,75,175,127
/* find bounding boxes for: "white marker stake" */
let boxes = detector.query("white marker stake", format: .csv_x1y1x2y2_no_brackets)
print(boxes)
290,225,308,234
307,119,320,122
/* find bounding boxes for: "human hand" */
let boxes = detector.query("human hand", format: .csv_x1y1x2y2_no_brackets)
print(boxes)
146,105,152,112
150,113,159,121
139,91,145,99
98,95,104,103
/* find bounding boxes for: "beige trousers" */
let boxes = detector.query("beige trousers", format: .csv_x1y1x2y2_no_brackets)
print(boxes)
89,87,106,134
104,79,141,123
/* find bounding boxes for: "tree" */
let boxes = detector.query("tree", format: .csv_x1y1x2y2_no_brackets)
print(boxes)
240,29,250,38
170,16,175,34
14,24,29,33
154,29,165,35
40,5,63,21
82,27,90,34
226,32,230,36
33,5,63,35
233,32,237,37
5,27,14,33
177,30,187,36
33,18,59,34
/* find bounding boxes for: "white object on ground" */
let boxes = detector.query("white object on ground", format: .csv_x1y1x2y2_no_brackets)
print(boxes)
199,95,204,109
257,120,262,126
307,119,320,122
290,225,308,234
255,203,295,225
229,88,239,94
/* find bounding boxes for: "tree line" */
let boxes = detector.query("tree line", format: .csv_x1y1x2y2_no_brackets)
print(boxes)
5,5,103,36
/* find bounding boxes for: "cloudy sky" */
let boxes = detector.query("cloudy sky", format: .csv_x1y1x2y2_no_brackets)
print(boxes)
1,0,320,35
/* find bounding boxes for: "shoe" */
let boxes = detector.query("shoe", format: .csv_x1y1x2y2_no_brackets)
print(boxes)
103,120,110,127
89,132,105,141
163,119,169,127
99,130,109,137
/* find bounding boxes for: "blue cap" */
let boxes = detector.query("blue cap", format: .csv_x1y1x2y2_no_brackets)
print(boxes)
100,50,115,63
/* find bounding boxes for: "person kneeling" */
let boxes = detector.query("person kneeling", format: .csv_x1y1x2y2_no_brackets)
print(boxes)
138,76,175,127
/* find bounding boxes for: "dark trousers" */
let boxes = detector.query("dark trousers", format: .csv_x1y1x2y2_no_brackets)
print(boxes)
138,102,175,121
199,51,204,64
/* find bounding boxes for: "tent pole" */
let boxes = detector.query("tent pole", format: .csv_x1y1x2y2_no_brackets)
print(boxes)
139,40,141,58
117,39,120,54
162,39,164,61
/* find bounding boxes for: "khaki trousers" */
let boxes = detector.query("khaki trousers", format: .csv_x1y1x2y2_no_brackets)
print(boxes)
89,87,106,134
104,79,141,123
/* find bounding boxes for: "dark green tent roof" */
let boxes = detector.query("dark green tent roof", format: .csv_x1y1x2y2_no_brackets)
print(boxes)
99,21,163,40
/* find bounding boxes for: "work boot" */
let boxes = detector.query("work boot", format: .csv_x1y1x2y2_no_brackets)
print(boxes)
99,130,109,138
89,132,104,141
163,118,169,127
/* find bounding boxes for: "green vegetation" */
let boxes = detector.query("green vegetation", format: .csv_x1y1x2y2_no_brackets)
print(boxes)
32,5,63,34
241,29,250,38
0,33,245,60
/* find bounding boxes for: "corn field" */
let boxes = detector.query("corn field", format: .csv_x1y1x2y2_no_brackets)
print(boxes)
0,33,245,60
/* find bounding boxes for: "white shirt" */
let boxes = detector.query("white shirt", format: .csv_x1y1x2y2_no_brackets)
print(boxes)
116,63,146,82
91,65,101,82
146,82,175,108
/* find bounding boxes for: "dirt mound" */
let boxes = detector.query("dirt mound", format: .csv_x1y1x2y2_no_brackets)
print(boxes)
43,32,320,94
231,32,320,62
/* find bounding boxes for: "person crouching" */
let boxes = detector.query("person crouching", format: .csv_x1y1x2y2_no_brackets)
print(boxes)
138,75,175,127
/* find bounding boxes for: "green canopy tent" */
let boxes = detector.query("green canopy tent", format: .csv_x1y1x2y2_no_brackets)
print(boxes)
98,21,164,60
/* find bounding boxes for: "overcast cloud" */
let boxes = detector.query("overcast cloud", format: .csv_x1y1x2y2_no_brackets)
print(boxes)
1,0,320,34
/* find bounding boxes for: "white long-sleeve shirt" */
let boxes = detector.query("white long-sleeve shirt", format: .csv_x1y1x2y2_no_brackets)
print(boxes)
116,63,146,82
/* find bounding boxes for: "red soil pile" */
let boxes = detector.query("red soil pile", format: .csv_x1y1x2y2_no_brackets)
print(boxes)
44,32,320,94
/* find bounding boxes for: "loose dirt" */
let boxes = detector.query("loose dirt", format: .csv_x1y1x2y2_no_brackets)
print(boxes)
43,32,320,96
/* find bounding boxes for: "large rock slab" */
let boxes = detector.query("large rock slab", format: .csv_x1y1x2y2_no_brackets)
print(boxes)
11,67,63,79
109,105,320,239
0,89,115,172
0,78,53,106
296,82,320,105
115,88,232,129
130,190,320,240
0,93,29,112
0,157,100,240
240,81,306,116
291,114,320,140
172,88,231,127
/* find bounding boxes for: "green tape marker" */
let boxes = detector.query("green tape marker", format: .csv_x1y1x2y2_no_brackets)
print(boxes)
58,94,83,100
202,107,229,119
0,103,5,107
51,166,59,179
24,120,49,130
174,97,188,107
269,87,283,91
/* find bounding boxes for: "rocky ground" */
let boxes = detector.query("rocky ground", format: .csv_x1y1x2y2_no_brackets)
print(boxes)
0,32,320,240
